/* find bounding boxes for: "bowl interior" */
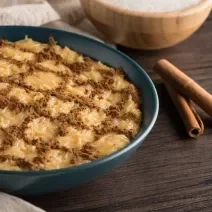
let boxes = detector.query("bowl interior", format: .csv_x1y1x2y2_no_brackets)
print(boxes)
0,26,158,175
92,0,211,17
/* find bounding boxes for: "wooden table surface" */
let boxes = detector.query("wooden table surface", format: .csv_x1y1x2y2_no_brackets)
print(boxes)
24,14,212,212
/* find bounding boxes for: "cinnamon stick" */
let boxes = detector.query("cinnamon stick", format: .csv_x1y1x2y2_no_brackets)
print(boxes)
153,59,212,117
164,82,204,138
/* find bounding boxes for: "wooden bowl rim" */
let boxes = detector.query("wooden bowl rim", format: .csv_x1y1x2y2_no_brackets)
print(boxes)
93,0,211,18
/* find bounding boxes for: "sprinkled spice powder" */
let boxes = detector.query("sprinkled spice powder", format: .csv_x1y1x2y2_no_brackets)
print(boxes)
0,36,142,171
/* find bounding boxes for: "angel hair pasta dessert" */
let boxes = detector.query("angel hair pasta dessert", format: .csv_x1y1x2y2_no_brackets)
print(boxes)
0,36,142,170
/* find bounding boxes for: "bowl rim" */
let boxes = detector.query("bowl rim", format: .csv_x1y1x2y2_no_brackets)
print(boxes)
91,0,211,18
0,26,159,176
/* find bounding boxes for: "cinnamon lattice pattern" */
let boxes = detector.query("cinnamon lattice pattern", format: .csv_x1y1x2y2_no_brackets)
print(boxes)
0,37,141,170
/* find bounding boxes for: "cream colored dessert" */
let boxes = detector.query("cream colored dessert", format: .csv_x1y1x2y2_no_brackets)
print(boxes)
0,37,142,170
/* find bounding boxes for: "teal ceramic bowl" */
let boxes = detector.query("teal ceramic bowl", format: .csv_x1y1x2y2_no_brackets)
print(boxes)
0,26,159,195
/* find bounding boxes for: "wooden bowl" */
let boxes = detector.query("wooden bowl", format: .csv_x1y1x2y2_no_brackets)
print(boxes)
80,0,212,50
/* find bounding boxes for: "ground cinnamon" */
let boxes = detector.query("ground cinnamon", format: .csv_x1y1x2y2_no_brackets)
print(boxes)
164,82,204,138
153,59,212,117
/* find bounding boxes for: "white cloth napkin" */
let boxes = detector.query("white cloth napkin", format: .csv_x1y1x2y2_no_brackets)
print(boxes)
0,192,45,212
0,0,59,26
45,0,105,42
0,0,114,44
0,0,113,212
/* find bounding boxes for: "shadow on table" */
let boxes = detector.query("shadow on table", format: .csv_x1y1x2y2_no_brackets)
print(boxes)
155,83,189,140
156,83,212,138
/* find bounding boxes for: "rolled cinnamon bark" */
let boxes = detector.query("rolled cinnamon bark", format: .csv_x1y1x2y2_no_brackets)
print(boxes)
153,59,212,117
164,82,204,138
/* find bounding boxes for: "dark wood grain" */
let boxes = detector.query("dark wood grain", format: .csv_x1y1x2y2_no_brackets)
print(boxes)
24,13,212,212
